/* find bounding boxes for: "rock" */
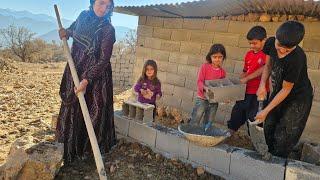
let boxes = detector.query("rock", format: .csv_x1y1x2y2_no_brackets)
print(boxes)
237,14,245,21
279,15,288,22
259,13,271,22
296,15,305,21
231,16,238,21
272,15,280,22
288,15,296,21
301,142,320,165
245,13,260,22
51,114,58,131
110,164,116,173
196,167,205,176
0,136,63,180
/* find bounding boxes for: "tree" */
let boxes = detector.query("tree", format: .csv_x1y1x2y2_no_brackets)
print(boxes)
123,29,137,53
0,25,38,62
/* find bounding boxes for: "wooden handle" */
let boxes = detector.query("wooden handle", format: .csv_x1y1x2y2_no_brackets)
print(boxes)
54,5,63,29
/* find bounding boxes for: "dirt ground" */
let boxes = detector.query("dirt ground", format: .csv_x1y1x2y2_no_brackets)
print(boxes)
0,61,224,179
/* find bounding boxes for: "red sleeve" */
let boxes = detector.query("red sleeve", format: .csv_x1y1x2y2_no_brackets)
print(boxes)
221,69,226,78
243,52,250,72
197,64,206,95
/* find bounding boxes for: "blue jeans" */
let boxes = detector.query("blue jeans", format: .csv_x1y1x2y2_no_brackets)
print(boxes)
190,97,218,126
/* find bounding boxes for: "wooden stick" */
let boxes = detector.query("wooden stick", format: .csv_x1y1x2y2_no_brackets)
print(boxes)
54,5,107,180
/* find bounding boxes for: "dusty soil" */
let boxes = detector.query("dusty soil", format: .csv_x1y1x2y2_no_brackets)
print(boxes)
0,61,224,179
55,140,224,180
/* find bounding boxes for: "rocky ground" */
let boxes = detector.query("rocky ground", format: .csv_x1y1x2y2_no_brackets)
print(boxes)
0,61,224,179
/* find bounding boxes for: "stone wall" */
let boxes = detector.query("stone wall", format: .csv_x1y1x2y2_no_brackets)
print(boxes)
132,16,320,141
111,54,135,88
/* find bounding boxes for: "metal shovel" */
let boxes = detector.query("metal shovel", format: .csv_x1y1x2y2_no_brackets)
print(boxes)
247,100,272,160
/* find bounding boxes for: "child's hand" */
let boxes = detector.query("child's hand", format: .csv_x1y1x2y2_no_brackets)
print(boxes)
240,77,248,84
140,89,147,96
255,109,269,123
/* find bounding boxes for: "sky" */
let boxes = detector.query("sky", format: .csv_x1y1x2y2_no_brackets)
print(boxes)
1,0,191,29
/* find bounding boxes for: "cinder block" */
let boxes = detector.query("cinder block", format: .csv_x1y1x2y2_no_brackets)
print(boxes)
238,36,250,48
187,54,204,67
234,61,244,74
114,111,130,136
190,31,214,43
144,37,162,49
189,143,232,175
128,121,156,147
136,46,152,58
164,18,183,29
146,16,164,27
204,20,230,32
138,16,147,25
257,22,281,35
303,37,320,52
177,64,199,80
286,160,320,180
223,60,236,74
308,69,320,88
167,63,178,73
166,73,186,87
157,71,167,83
230,148,286,180
135,107,144,122
157,61,169,72
129,105,136,119
154,125,189,160
153,28,172,40
122,103,129,116
301,142,320,165
169,52,189,65
213,33,240,47
162,94,182,108
204,78,246,103
225,46,247,61
183,19,205,30
151,49,170,62
160,40,181,52
137,25,153,37
228,21,257,35
180,42,202,55
171,29,191,41
306,52,320,69
162,83,175,96
185,78,198,91
201,43,212,56
173,86,194,102
305,22,320,36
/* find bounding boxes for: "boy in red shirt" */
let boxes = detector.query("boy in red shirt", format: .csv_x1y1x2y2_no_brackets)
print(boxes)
227,26,269,134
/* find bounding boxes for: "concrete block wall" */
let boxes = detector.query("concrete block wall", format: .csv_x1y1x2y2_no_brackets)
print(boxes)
114,113,320,180
110,54,135,88
133,16,320,141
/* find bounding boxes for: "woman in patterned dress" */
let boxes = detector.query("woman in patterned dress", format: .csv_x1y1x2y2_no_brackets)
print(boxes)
56,0,116,163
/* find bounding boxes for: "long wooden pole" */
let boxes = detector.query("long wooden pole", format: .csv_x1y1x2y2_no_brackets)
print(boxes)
54,5,107,180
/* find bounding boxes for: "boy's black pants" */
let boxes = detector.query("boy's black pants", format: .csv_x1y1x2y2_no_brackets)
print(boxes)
227,94,268,131
264,95,313,158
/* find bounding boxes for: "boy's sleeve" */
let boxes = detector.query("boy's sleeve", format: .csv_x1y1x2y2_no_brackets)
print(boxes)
283,54,304,84
222,69,226,78
262,37,275,55
197,64,206,94
243,52,249,72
